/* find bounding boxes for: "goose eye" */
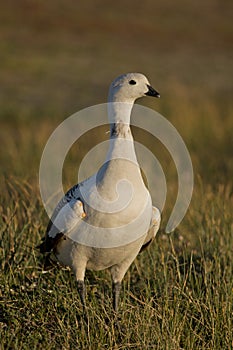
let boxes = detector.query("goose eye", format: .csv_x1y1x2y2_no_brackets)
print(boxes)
129,80,136,85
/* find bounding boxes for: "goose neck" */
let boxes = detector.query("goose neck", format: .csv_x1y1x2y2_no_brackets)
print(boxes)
108,102,134,139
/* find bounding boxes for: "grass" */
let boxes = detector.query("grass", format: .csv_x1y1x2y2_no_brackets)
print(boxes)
0,0,233,349
0,179,232,349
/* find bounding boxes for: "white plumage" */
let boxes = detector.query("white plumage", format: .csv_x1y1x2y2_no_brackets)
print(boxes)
39,72,161,312
48,199,86,238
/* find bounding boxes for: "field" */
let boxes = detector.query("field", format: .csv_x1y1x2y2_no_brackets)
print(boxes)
0,1,233,349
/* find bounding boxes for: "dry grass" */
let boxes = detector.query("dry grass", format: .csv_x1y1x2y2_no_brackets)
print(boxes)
0,177,232,349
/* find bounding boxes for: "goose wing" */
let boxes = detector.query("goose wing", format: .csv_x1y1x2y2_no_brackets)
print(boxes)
38,184,85,253
140,206,161,252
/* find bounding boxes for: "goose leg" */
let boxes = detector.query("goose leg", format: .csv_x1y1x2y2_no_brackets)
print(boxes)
112,281,121,312
77,280,86,310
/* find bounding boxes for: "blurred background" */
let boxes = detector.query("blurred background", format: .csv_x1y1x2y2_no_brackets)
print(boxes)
0,0,232,221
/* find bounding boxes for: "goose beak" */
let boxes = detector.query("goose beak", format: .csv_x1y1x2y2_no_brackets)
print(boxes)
145,84,160,98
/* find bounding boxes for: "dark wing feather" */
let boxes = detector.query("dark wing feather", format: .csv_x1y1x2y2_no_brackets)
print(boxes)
38,184,82,253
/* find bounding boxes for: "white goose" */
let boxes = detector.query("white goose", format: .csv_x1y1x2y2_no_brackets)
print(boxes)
39,73,161,312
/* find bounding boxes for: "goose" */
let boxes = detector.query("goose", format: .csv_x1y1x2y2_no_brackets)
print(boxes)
38,73,161,312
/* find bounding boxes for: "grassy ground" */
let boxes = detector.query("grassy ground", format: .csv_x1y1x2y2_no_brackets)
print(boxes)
0,1,233,349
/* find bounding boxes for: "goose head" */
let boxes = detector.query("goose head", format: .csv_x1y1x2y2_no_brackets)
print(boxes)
108,73,160,103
